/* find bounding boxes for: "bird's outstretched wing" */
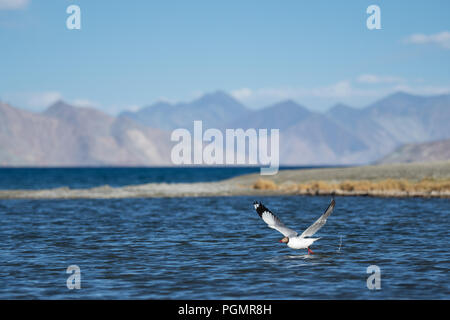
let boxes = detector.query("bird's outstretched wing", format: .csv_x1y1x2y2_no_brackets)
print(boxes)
299,199,335,238
253,201,298,237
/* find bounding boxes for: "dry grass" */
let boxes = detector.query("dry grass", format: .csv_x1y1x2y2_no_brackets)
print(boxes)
252,179,278,190
412,178,450,192
305,178,450,193
252,177,450,194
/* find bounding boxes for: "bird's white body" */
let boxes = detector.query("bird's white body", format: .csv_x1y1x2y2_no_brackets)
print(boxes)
254,199,335,253
286,237,320,250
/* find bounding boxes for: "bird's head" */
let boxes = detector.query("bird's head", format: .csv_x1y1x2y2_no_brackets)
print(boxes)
253,201,260,210
279,236,289,244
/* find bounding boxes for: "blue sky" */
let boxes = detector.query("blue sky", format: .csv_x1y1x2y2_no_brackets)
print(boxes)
1,0,449,114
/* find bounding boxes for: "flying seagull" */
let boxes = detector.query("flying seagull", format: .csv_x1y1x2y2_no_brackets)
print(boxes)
253,199,335,254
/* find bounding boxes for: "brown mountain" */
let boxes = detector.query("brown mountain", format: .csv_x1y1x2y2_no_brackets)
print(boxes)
0,101,171,166
229,100,368,165
326,92,450,163
377,139,450,164
120,90,251,130
1,91,449,166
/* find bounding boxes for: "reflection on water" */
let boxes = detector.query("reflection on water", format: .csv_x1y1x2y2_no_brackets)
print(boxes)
0,195,448,299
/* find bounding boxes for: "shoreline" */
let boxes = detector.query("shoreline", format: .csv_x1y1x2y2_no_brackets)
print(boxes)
0,161,449,199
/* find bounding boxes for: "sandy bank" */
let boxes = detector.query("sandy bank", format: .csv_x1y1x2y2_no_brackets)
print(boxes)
0,161,449,199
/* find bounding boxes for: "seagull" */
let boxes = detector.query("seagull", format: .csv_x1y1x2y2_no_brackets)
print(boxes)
253,199,335,254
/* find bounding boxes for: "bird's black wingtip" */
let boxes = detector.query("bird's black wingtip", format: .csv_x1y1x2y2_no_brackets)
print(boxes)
253,201,265,217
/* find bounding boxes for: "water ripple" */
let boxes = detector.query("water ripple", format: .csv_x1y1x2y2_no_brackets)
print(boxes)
0,196,448,299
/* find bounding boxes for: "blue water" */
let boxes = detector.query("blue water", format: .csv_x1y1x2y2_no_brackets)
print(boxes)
0,194,449,299
0,166,311,190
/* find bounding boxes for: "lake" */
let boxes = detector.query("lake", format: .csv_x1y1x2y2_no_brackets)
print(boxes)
0,192,448,299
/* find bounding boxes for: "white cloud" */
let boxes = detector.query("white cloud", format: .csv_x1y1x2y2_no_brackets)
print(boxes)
231,88,253,100
230,78,450,110
392,84,450,96
309,81,358,98
72,99,100,108
155,96,176,104
229,81,384,110
29,94,103,110
0,91,109,112
27,91,62,109
0,0,30,10
405,31,450,50
231,81,378,103
357,74,405,84
104,103,144,115
123,104,141,112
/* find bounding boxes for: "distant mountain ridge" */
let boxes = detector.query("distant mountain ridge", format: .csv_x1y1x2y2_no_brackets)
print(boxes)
227,100,368,164
120,91,251,131
0,91,449,166
377,139,450,164
326,92,450,163
0,101,171,166
122,90,450,165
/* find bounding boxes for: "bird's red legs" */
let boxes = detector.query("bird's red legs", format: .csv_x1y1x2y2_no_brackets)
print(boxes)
307,247,314,255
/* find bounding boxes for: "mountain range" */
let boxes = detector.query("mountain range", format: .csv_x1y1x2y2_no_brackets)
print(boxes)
0,101,171,166
378,139,450,164
0,91,449,166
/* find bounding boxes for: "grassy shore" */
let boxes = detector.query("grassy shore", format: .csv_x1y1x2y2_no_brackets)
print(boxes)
238,161,450,198
251,176,450,197
0,161,449,199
